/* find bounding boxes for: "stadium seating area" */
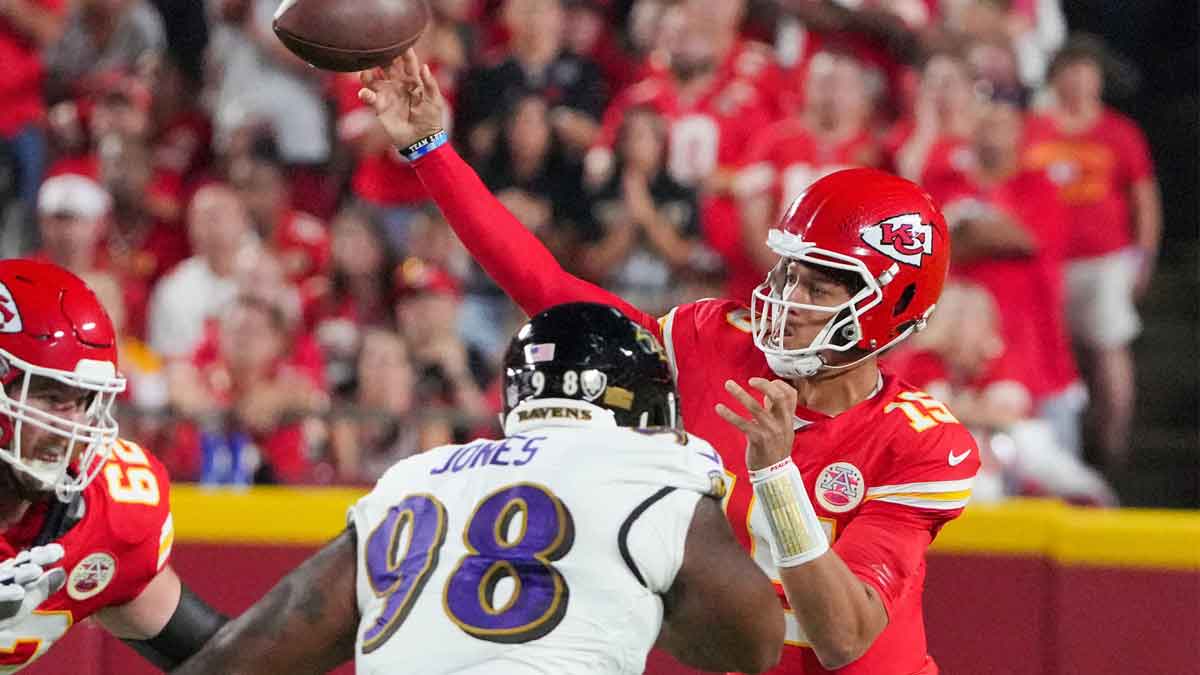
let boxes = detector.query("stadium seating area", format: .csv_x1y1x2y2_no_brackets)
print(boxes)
0,0,1194,509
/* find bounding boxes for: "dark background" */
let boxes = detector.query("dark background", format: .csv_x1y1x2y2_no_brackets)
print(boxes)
1062,0,1198,507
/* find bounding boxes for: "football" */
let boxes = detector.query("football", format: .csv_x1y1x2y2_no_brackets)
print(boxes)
272,0,431,72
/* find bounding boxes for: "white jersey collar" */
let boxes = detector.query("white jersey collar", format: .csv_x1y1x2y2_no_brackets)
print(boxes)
503,398,620,436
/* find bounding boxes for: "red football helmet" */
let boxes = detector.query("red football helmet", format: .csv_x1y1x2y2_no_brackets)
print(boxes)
0,260,125,501
750,168,951,377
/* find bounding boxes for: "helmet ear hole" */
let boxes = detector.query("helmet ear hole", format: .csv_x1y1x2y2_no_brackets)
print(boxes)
892,283,917,317
832,308,859,347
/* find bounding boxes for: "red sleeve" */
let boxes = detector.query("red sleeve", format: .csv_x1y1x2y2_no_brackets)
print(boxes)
837,420,980,614
412,144,661,338
833,503,933,616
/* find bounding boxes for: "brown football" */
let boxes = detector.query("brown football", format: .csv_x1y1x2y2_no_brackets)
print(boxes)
272,0,431,72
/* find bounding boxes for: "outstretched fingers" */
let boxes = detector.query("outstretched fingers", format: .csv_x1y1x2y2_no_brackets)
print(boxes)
724,379,767,418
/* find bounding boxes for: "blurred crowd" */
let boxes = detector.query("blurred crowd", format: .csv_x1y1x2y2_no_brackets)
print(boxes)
0,0,1162,504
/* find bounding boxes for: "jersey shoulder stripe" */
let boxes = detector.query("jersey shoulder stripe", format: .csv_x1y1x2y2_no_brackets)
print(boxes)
865,478,975,510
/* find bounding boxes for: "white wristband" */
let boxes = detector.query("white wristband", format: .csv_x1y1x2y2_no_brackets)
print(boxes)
749,458,829,567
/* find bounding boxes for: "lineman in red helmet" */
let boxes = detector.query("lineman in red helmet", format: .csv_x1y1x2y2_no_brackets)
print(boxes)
0,260,224,671
361,51,981,674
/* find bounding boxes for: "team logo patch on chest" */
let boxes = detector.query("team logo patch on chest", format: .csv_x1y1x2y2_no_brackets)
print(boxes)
815,462,865,513
67,552,117,601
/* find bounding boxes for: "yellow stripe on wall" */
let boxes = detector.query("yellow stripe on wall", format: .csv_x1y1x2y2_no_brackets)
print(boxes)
170,487,1200,570
172,485,368,545
932,499,1200,570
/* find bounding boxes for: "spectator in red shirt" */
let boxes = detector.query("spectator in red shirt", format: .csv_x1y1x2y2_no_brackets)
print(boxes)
0,0,66,253
886,48,979,198
166,293,329,484
737,49,880,274
229,133,331,285
937,96,1084,457
1023,35,1162,469
887,281,1115,505
96,134,190,335
586,0,783,302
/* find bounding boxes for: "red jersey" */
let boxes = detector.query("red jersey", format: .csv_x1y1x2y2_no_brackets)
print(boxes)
594,42,782,303
660,300,979,674
938,170,1079,401
0,439,173,671
596,41,783,182
739,118,880,217
0,0,65,136
1022,109,1155,259
413,145,981,674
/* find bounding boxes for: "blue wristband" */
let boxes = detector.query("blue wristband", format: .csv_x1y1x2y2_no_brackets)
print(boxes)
400,130,449,162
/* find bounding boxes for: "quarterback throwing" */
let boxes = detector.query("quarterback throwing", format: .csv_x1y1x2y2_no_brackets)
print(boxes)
358,50,981,674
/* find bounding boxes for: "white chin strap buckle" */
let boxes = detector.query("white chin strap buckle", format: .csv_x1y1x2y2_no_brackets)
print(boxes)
766,353,823,379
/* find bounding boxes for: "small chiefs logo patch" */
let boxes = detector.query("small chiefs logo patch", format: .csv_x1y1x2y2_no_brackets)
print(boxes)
861,214,934,267
815,462,865,513
0,281,22,333
67,553,117,601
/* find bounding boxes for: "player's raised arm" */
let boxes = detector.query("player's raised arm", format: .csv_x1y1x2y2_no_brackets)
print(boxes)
358,50,659,332
171,529,359,675
657,495,784,673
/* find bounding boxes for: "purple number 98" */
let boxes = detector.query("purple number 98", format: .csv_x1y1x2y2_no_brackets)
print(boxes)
361,483,575,650
362,494,448,652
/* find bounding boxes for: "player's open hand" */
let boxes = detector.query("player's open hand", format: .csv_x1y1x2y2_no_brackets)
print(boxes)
715,378,798,471
0,544,67,630
358,49,446,149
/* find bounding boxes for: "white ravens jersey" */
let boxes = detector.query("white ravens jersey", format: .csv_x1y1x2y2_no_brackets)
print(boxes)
349,401,726,675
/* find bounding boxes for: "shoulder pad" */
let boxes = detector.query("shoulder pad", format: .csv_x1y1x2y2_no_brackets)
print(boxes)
99,440,172,547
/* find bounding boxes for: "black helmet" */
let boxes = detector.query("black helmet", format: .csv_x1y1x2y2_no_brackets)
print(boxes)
503,302,681,430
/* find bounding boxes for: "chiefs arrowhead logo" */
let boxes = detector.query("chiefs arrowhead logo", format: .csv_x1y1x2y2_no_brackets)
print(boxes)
861,214,934,267
68,552,117,600
0,282,22,333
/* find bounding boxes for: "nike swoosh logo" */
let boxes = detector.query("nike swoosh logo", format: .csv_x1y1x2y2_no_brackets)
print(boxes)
948,449,972,466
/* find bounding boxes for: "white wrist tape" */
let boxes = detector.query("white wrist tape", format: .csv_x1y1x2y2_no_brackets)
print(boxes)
749,458,829,567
